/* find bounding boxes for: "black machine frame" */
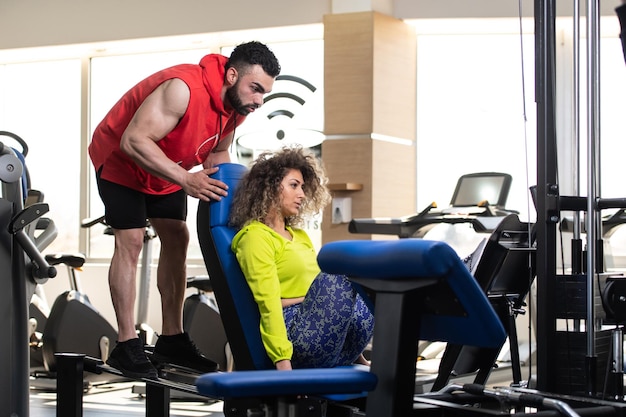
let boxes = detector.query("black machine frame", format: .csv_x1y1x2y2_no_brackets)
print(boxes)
534,0,626,398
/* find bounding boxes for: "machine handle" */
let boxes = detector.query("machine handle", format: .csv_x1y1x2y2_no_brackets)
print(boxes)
0,131,28,157
9,203,57,283
14,228,57,281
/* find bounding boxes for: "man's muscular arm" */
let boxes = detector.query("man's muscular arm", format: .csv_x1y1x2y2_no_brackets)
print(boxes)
120,78,228,201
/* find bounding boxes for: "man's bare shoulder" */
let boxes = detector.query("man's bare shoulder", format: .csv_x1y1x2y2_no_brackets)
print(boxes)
154,78,191,115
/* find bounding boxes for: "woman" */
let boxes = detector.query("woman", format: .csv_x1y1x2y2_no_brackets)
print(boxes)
229,146,374,370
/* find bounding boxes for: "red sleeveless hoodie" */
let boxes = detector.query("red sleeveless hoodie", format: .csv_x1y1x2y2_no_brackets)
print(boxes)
89,54,244,195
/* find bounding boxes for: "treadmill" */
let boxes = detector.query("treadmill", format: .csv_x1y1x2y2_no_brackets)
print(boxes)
349,172,516,238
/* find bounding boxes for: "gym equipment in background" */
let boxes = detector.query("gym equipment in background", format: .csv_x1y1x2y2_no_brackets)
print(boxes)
30,216,141,389
0,131,61,374
349,173,537,392
184,275,231,371
431,213,536,390
0,136,57,415
349,172,516,238
33,252,121,387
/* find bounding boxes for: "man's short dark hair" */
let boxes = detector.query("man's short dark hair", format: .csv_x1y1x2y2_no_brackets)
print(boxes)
227,41,281,77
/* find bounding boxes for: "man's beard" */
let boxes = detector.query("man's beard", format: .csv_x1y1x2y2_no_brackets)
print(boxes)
226,82,256,116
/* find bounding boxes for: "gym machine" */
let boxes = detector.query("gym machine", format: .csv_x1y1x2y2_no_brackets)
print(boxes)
0,140,56,415
348,171,517,239
534,0,626,399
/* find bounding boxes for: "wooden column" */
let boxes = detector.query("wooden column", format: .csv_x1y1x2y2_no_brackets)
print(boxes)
321,11,417,244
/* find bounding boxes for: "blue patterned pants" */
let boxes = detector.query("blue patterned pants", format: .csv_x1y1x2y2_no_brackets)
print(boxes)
283,272,375,368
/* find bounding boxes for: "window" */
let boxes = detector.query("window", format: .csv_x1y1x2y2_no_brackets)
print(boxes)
411,16,626,267
0,59,81,254
414,26,537,223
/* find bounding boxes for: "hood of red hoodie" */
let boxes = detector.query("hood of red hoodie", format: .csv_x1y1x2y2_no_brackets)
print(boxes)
199,54,230,116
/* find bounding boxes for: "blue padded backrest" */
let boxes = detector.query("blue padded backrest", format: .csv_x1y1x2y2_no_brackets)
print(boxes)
317,239,506,349
197,163,274,370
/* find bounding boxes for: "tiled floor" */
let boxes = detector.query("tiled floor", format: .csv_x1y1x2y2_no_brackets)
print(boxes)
28,361,528,416
30,381,225,416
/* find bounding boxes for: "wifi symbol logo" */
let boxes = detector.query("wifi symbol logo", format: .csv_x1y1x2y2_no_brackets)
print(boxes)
236,74,324,150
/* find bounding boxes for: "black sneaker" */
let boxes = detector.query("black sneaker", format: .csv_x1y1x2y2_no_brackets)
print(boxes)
107,338,158,379
152,332,218,373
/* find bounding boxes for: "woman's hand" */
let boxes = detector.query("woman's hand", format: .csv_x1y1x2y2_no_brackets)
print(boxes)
275,359,292,370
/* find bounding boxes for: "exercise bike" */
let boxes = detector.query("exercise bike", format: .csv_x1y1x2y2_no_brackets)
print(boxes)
30,216,155,388
31,252,122,387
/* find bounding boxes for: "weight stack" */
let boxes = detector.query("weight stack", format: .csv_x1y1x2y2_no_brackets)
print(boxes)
553,274,611,396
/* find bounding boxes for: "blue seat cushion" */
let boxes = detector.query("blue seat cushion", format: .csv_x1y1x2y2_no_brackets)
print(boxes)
196,367,377,399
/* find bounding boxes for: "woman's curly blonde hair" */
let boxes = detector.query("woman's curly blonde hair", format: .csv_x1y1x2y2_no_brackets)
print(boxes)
229,146,331,229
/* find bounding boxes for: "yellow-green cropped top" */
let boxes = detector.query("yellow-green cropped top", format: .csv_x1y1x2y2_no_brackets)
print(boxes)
231,220,320,363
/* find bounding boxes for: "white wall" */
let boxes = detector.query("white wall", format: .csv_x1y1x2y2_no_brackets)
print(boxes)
0,0,621,50
0,0,330,49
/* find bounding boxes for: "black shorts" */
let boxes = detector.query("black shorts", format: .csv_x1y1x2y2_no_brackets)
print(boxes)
96,169,187,230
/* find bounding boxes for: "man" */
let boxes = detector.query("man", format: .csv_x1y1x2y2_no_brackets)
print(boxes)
618,0,626,63
89,41,280,379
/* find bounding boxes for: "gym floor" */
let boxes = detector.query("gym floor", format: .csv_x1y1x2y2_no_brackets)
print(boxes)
29,381,226,416
28,361,526,416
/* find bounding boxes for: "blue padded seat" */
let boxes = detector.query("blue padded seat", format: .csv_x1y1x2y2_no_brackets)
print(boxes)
196,367,376,399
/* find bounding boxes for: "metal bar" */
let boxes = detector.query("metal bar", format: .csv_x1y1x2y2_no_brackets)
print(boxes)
137,232,153,329
534,0,559,393
585,0,601,396
572,0,584,274
611,328,624,400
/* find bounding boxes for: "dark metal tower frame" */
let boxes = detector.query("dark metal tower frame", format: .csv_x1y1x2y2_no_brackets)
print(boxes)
534,0,626,395
534,0,560,394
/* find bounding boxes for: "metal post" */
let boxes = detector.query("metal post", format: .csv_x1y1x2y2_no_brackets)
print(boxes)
585,0,601,397
534,0,559,393
137,230,153,333
146,383,171,417
56,353,85,417
571,0,583,274
0,146,28,416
